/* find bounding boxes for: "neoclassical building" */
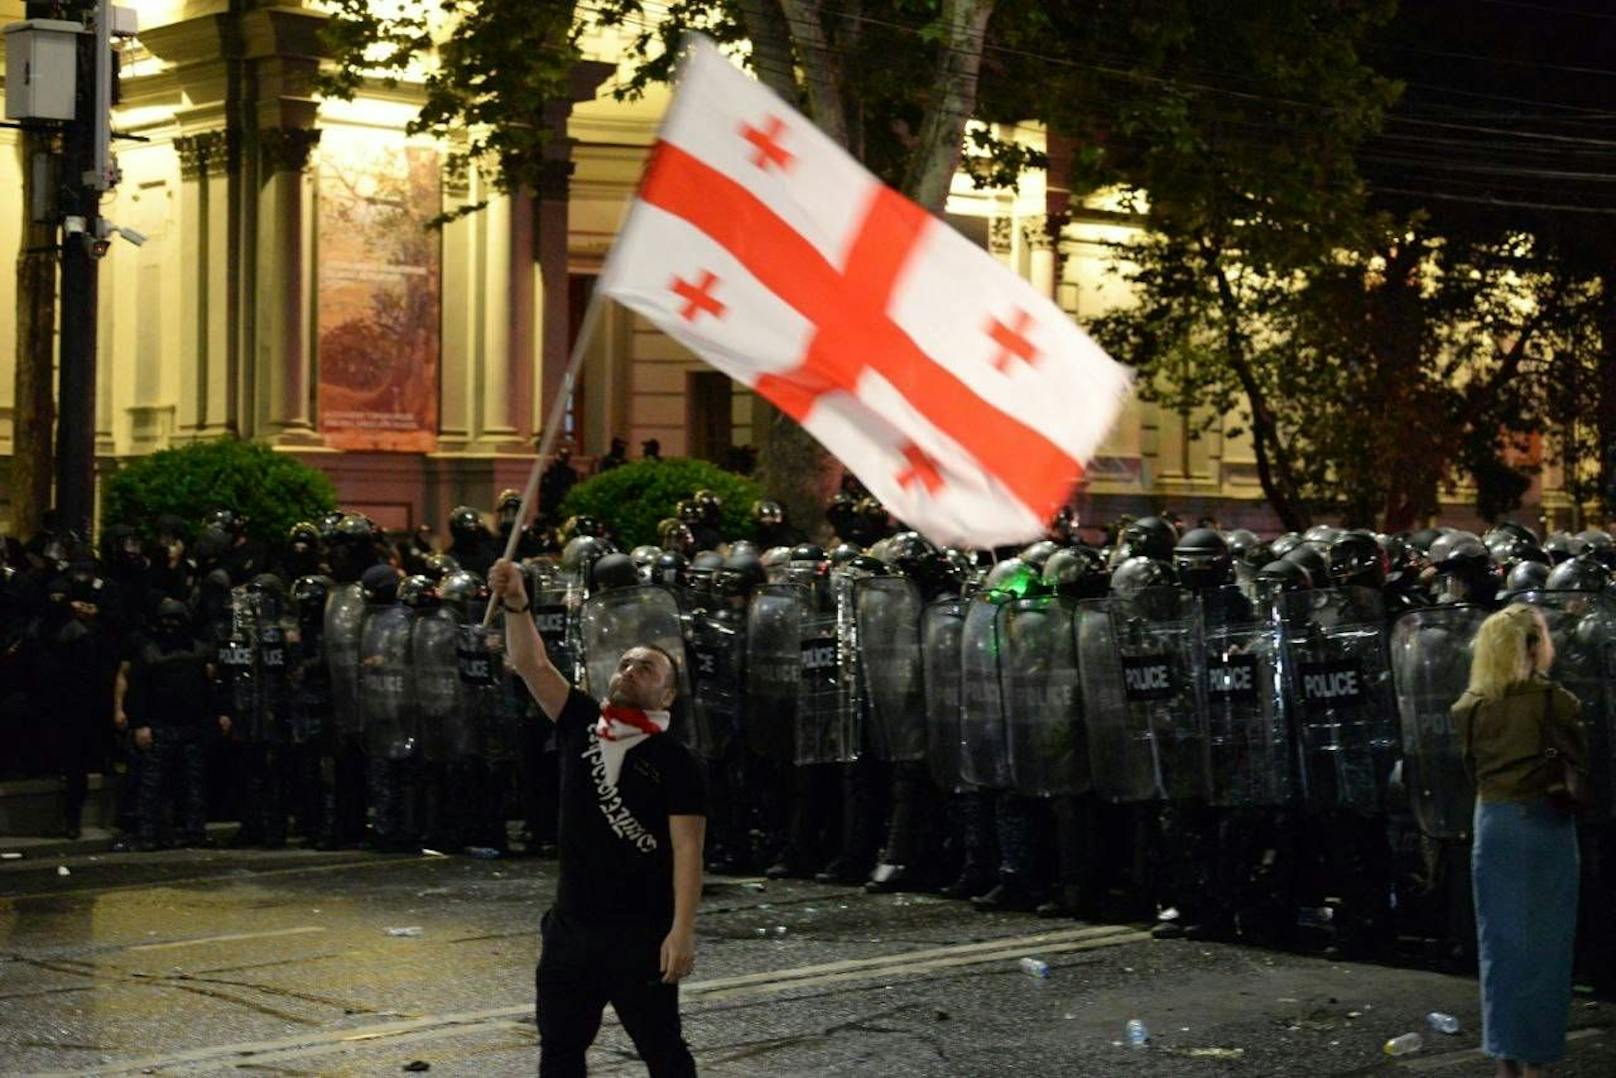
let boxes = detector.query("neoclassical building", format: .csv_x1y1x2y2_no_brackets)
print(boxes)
0,1,1574,538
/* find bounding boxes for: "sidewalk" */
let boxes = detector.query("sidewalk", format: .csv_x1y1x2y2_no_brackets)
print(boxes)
0,820,237,861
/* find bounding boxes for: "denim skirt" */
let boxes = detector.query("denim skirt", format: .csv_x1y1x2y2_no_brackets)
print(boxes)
1472,797,1579,1064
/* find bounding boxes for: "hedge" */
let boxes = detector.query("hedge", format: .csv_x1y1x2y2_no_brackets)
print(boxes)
558,457,761,548
102,437,338,544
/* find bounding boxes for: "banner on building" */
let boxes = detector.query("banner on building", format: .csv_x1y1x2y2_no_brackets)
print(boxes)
317,129,441,452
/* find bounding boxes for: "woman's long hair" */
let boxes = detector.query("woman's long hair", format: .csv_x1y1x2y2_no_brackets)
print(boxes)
1466,603,1546,701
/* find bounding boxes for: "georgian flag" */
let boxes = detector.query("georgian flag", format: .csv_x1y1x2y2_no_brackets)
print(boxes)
599,37,1132,549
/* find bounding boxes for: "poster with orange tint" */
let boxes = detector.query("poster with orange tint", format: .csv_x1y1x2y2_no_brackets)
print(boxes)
316,130,440,451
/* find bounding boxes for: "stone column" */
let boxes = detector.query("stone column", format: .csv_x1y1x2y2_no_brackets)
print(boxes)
436,161,477,453
1023,214,1057,300
172,129,238,439
536,145,575,449
989,216,1015,267
257,126,322,444
498,186,538,451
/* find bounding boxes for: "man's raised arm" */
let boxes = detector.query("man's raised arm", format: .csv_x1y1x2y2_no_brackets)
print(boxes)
488,559,571,720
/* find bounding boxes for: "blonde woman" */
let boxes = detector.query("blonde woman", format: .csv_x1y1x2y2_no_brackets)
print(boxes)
1453,603,1588,1078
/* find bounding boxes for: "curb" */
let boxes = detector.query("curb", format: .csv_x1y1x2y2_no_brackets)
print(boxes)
0,821,238,861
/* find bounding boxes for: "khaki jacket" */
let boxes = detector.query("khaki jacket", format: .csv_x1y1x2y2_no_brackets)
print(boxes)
1452,676,1587,804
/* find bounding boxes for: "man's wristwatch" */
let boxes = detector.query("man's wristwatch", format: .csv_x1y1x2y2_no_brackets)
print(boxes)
502,599,530,614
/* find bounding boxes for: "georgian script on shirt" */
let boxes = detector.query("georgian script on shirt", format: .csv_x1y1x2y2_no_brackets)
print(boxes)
583,733,659,853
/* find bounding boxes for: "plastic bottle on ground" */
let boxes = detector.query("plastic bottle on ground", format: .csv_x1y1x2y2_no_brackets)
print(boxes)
1018,957,1050,978
1384,1032,1424,1056
1125,1019,1148,1048
1427,1012,1460,1035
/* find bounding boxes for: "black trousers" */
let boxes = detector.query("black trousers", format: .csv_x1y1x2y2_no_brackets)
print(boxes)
139,726,208,843
535,909,695,1078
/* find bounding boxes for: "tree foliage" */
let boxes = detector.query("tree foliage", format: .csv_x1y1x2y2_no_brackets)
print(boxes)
102,438,338,545
559,457,762,548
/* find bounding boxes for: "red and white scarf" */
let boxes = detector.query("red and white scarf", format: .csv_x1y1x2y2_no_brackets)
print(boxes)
593,703,670,787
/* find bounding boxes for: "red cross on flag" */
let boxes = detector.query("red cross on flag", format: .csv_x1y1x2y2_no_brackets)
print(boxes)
599,37,1132,548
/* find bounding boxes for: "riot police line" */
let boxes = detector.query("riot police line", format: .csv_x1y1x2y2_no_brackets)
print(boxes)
5,500,1614,988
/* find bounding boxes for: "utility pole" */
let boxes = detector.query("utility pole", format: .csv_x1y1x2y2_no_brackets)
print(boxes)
5,1,136,541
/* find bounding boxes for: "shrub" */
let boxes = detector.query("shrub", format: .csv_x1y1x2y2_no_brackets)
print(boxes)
102,437,338,544
558,457,761,548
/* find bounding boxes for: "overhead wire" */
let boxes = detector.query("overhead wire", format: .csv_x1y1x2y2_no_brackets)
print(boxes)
567,0,1616,213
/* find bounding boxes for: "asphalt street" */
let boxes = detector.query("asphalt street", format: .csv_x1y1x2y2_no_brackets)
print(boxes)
2,846,1611,1077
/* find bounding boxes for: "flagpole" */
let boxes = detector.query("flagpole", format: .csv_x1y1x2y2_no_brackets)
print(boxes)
481,286,611,626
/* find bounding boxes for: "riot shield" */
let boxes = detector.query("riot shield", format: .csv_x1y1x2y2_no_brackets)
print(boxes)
921,599,967,792
744,584,801,763
1076,598,1152,802
411,608,463,765
958,593,1011,789
1518,590,1616,819
255,616,291,746
1078,589,1209,802
686,609,745,760
530,577,579,685
455,622,515,762
1202,586,1290,808
1112,587,1210,801
323,584,366,737
359,604,417,761
1000,596,1088,798
219,588,259,741
856,576,927,764
1389,604,1486,839
1279,587,1397,814
580,585,688,697
796,576,861,765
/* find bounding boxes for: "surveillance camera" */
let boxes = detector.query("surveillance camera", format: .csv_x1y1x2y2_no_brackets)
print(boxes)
117,226,148,247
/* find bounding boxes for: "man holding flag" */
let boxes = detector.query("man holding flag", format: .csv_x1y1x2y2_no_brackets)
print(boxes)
498,32,1130,1075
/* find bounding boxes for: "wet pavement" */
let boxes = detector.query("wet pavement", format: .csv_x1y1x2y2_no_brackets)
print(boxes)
2,847,1612,1076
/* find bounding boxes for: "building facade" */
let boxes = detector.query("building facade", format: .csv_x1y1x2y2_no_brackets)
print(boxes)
0,1,1575,541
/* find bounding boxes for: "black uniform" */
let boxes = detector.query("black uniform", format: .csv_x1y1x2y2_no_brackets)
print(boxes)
536,687,705,1078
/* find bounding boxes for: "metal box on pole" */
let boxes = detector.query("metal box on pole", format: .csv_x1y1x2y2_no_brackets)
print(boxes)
3,20,82,122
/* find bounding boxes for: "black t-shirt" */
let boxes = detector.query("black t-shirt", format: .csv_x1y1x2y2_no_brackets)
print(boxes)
553,688,706,929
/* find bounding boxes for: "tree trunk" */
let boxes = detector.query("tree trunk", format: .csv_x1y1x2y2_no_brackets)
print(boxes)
1210,261,1309,532
745,0,840,539
903,0,995,211
11,129,56,540
1598,271,1616,523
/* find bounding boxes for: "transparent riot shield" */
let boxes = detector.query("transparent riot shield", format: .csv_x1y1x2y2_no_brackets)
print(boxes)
1280,587,1397,814
255,615,292,746
1000,596,1088,798
856,576,927,764
580,584,690,705
1518,590,1616,819
921,598,967,792
411,608,462,766
360,605,417,761
686,609,745,761
744,584,801,764
323,584,366,737
796,578,860,765
1114,587,1210,801
1389,604,1486,839
1078,590,1209,802
1076,598,1153,802
959,593,1011,789
1202,587,1290,808
457,622,516,763
530,577,579,685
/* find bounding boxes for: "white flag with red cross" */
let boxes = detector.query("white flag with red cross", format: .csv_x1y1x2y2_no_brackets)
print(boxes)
598,36,1132,549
